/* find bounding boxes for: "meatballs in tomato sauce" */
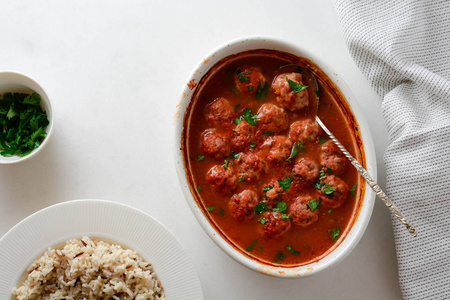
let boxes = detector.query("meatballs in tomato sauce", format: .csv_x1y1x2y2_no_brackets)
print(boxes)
290,196,319,226
292,158,319,185
231,152,267,181
261,211,291,239
200,128,230,159
229,189,259,221
321,140,347,174
186,52,361,266
206,165,237,194
259,136,292,165
256,103,288,134
263,181,290,209
317,175,349,208
234,66,267,95
272,72,309,111
290,119,320,142
205,98,235,128
231,120,257,151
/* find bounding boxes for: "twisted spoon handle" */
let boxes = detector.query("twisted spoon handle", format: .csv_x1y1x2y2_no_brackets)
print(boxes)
315,116,417,237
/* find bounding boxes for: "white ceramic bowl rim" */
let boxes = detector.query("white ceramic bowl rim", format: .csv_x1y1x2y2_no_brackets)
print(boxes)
174,36,376,278
0,71,54,164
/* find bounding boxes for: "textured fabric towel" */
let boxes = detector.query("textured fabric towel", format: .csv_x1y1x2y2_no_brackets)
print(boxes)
334,1,450,299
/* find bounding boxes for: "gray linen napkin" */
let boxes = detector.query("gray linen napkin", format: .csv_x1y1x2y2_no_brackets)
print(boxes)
334,1,450,299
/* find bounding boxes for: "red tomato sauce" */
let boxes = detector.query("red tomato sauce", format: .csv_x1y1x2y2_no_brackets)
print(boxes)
183,50,364,267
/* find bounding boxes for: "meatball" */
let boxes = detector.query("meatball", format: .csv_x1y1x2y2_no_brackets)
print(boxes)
259,136,292,164
272,72,309,111
206,165,237,194
290,196,319,226
261,211,291,239
289,119,320,142
264,181,288,209
205,98,235,128
292,158,319,185
231,120,256,151
256,104,288,134
321,140,347,174
229,189,259,221
234,66,267,95
232,152,267,181
317,175,348,208
200,128,230,159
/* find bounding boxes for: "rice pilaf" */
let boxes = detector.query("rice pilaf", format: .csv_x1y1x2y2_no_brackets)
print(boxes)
12,236,165,300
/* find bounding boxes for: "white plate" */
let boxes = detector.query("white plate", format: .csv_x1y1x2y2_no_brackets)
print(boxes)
0,199,203,300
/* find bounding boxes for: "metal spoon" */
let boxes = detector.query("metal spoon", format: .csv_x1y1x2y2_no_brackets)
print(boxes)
275,65,417,237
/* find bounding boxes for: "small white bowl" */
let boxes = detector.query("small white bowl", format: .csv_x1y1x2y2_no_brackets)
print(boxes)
174,36,376,278
0,71,53,164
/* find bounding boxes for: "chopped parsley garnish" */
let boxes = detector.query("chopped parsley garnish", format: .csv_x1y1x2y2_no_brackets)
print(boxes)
241,108,258,126
307,198,320,212
237,69,250,82
326,167,333,174
0,92,49,157
250,142,256,148
286,77,308,93
246,239,258,252
253,202,267,214
321,183,336,195
196,153,204,161
278,176,292,191
275,251,285,262
286,141,304,162
231,151,240,159
235,108,259,126
247,86,254,92
349,184,357,195
314,89,320,97
233,104,240,112
262,185,273,192
206,206,215,212
279,213,290,219
237,176,246,182
196,185,202,192
223,157,231,169
328,209,333,213
230,87,239,95
258,217,267,225
329,227,340,241
314,180,322,190
319,169,326,180
295,66,303,73
319,136,327,144
286,245,301,255
255,82,269,99
273,201,287,213
257,246,263,251
219,208,225,216
265,130,274,136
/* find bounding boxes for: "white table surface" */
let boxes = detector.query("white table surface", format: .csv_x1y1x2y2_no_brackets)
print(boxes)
0,1,402,299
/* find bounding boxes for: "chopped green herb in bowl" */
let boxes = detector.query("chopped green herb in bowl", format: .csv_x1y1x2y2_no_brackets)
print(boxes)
0,72,53,164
